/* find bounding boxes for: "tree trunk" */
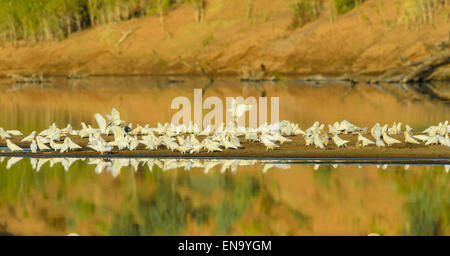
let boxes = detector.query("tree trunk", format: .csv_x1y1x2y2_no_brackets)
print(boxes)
43,18,51,42
88,0,96,26
66,16,72,36
75,14,81,32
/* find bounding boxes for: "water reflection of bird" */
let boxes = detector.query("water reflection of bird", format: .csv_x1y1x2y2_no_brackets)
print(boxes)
262,162,290,173
36,158,50,172
6,157,22,169
1,155,449,178
2,156,268,177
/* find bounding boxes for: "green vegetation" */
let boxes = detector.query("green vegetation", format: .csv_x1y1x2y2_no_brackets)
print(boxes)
202,33,214,47
333,0,364,14
189,0,206,22
385,166,450,235
0,158,285,235
215,175,260,234
313,165,337,188
288,0,364,29
289,0,324,29
399,0,450,28
1,0,447,44
0,0,186,44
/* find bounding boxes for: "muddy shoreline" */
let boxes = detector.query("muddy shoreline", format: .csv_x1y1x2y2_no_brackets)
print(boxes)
1,134,449,163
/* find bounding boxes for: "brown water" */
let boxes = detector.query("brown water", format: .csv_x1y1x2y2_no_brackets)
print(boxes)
0,157,448,236
0,76,449,235
0,76,448,132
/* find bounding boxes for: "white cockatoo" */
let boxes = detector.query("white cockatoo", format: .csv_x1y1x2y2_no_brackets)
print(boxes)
228,99,252,124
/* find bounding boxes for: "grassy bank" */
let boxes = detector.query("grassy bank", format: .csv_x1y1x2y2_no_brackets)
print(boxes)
0,0,191,44
3,0,447,44
0,0,365,42
0,0,449,75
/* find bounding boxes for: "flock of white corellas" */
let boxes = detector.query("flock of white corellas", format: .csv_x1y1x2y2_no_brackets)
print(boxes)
0,157,448,177
0,102,449,155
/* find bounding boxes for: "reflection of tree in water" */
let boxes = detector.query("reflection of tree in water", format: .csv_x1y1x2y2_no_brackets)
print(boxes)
109,185,196,235
215,174,260,234
108,167,262,235
258,180,310,231
108,167,310,235
110,166,193,235
374,83,450,106
313,165,338,189
385,166,450,235
0,160,310,235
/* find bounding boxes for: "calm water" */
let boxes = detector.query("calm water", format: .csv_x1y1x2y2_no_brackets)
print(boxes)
0,76,449,235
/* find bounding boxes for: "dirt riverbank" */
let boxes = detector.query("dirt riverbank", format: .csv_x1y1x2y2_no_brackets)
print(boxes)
0,0,449,77
1,134,449,163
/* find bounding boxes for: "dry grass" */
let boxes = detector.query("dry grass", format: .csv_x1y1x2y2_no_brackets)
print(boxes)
398,0,450,28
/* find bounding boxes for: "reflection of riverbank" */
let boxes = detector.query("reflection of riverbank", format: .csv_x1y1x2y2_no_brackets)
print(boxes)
1,156,448,177
0,158,448,236
0,157,450,178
